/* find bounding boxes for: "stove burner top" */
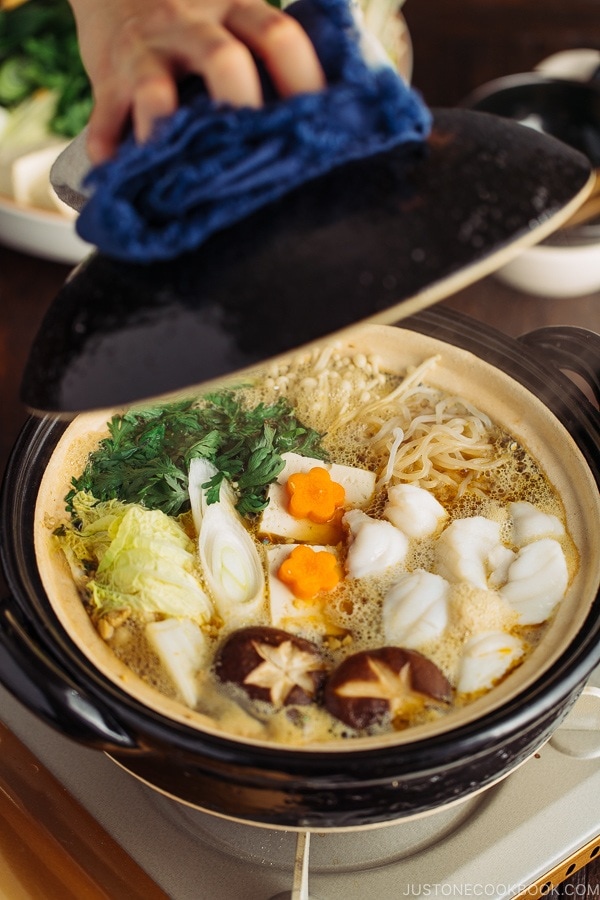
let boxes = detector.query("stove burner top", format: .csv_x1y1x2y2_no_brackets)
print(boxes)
153,790,490,874
0,670,598,898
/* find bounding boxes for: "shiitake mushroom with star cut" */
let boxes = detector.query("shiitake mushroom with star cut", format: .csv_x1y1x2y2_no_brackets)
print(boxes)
324,647,453,731
215,626,329,708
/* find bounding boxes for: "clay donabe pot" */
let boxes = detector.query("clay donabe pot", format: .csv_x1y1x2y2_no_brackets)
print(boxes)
1,307,599,829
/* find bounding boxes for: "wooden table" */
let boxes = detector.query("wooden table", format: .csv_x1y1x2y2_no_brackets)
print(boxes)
0,241,599,895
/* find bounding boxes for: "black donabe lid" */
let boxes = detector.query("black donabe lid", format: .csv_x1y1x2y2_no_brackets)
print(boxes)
21,108,593,415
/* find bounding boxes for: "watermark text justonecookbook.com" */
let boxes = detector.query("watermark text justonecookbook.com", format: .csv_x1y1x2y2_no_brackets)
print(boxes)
401,885,600,897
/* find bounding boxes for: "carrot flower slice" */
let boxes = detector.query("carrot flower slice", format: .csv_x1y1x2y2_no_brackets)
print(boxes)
278,545,341,600
287,467,345,524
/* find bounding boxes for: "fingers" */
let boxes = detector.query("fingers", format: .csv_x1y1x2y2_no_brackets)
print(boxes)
225,1,326,97
85,37,184,162
166,22,264,109
84,0,326,163
86,74,178,164
129,66,180,144
86,85,132,164
84,34,180,163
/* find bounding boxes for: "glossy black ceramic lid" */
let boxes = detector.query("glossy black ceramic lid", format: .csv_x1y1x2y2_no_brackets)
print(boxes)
22,108,593,414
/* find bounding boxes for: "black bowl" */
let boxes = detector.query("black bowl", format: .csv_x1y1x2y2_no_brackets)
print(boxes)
463,73,600,167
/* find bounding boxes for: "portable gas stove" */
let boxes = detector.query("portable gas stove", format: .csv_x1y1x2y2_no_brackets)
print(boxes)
0,664,598,899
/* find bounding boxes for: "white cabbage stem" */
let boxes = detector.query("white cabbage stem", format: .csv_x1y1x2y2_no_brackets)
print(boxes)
145,618,208,708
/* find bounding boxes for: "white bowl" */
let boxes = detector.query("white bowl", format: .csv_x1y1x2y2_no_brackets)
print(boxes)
495,233,600,297
0,193,91,264
535,48,600,82
493,48,600,298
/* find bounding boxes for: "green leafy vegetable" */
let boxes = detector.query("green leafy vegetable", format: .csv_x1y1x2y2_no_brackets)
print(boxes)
0,0,92,137
66,392,326,520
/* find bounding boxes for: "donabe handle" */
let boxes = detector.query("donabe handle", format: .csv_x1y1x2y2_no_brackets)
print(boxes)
519,326,600,407
0,597,137,751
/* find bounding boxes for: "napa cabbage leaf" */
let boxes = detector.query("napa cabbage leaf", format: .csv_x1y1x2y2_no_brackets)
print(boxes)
55,492,213,623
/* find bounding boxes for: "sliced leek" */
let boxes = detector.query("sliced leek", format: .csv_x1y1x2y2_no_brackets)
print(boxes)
189,457,266,627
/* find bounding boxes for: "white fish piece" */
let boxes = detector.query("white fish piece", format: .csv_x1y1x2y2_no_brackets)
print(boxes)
344,509,409,579
383,570,450,648
435,516,504,590
145,617,210,708
189,457,266,627
499,538,569,625
487,544,517,589
383,483,448,538
509,501,565,547
266,543,340,635
258,452,376,542
457,630,524,695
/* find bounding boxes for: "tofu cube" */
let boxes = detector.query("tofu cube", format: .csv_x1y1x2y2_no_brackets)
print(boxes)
266,544,344,636
258,452,376,542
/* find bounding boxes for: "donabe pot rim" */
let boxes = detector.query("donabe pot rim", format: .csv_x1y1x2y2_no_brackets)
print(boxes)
3,308,600,768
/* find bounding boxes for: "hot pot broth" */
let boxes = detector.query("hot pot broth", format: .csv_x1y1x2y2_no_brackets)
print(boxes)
36,326,581,747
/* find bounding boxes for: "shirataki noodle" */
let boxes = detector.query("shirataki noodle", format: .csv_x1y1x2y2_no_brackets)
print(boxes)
264,347,507,500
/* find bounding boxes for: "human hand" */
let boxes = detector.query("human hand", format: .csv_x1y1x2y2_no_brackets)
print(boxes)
68,0,326,164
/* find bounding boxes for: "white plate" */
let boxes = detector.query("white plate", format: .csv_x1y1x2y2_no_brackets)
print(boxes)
0,192,92,265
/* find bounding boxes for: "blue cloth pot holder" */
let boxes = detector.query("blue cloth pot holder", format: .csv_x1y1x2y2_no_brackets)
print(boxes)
74,0,431,262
